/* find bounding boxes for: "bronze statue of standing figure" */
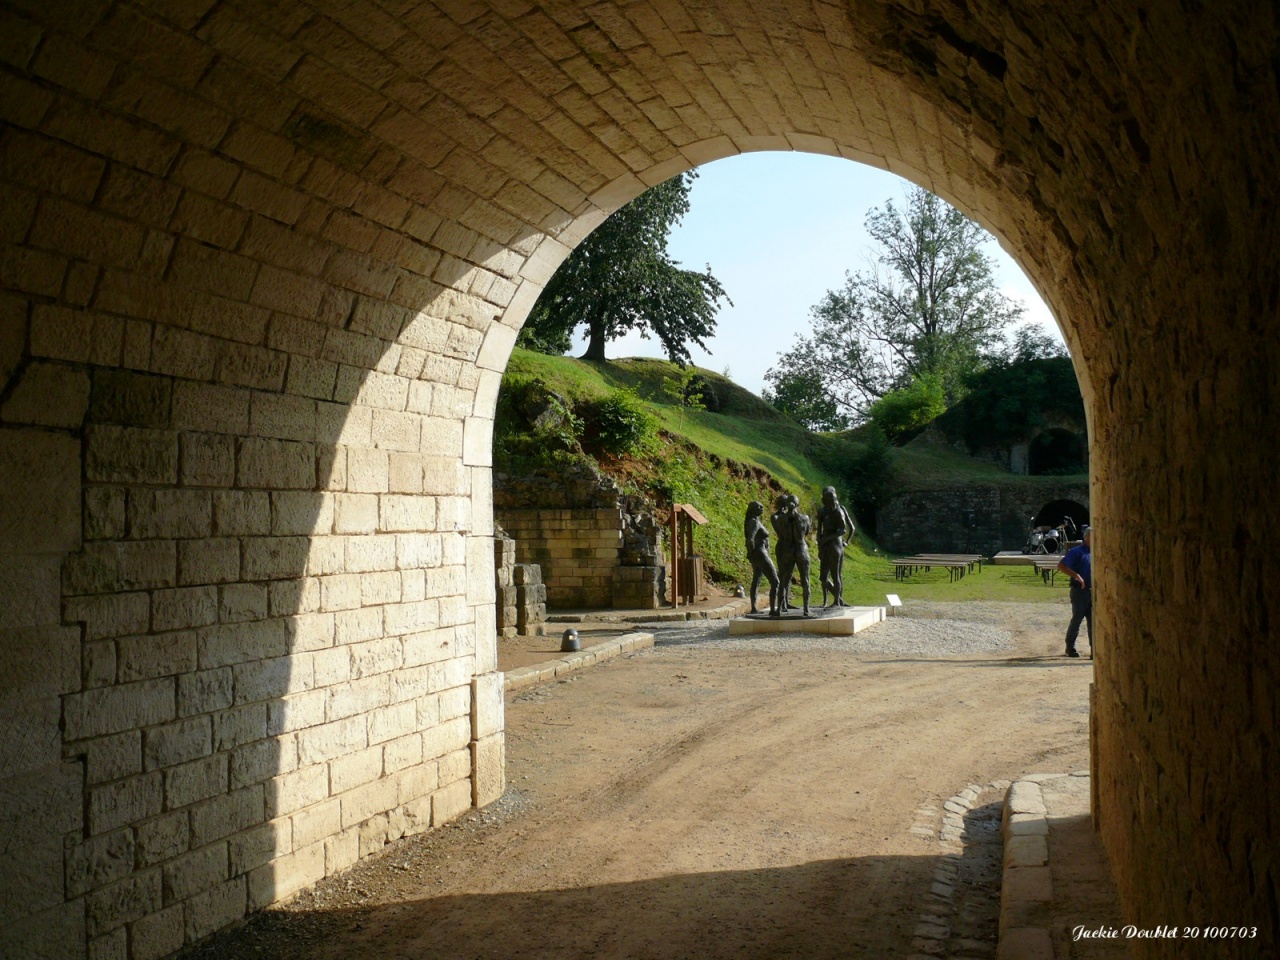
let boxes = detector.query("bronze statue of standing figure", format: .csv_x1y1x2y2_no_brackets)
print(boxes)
816,486,855,607
743,501,779,616
772,493,812,616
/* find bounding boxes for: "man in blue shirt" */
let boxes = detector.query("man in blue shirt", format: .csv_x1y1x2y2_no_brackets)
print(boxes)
1056,526,1093,658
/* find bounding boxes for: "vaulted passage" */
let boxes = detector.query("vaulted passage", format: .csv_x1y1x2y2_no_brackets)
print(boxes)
1,2,1276,958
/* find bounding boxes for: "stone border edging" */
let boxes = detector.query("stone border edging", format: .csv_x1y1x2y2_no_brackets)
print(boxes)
628,598,750,623
997,773,1072,960
503,631,656,692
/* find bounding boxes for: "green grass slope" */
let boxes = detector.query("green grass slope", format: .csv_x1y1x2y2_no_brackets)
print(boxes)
496,348,1073,604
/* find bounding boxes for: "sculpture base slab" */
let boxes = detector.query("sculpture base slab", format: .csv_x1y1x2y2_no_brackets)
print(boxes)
728,605,886,636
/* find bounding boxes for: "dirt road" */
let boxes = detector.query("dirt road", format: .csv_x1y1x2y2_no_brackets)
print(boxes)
185,601,1093,960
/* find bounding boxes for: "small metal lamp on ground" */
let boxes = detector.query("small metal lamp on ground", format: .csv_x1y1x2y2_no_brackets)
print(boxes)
560,628,580,652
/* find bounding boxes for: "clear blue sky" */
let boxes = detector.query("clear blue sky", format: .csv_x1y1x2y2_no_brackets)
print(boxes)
571,151,1062,395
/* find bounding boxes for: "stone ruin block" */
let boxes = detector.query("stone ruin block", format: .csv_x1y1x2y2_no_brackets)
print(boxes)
496,605,519,633
516,602,547,628
612,564,663,609
493,528,518,638
492,532,547,637
494,536,516,566
513,565,546,632
517,582,546,605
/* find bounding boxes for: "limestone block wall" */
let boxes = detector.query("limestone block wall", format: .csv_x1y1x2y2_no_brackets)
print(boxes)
611,564,664,610
0,421,85,957
495,508,624,609
0,326,508,960
0,0,1278,956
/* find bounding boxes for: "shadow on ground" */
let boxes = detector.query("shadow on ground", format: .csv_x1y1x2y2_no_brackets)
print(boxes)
179,854,941,960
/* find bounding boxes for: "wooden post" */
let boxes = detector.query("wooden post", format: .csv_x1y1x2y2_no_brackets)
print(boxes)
670,508,680,608
669,503,709,607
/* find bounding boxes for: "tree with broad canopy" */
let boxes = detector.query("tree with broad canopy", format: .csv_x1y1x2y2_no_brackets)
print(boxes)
518,171,730,365
764,187,1026,429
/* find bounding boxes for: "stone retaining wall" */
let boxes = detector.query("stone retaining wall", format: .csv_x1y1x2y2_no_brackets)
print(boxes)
877,483,1089,556
495,508,624,609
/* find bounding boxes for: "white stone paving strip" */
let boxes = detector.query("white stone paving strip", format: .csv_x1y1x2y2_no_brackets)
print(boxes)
996,772,1089,960
651,616,1013,656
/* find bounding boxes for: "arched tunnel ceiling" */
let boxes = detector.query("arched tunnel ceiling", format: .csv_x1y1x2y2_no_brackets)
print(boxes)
2,3,1279,954
42,0,1175,395
8,1,1274,410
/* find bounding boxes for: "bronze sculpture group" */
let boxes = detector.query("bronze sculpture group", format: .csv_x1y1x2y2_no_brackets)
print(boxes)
744,487,855,617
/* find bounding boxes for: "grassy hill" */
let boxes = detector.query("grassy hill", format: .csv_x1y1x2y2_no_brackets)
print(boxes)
495,348,1078,604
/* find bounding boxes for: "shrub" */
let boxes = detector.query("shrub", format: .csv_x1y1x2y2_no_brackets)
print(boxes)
583,389,658,457
866,375,947,442
493,376,583,470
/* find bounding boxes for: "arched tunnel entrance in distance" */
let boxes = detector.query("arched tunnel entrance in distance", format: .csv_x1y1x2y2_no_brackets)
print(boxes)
0,3,1276,958
1033,499,1090,542
1029,428,1087,476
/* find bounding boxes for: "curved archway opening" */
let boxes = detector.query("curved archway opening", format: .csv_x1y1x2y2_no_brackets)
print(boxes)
1033,498,1091,541
1,1,1272,954
554,152,1065,395
1028,428,1087,476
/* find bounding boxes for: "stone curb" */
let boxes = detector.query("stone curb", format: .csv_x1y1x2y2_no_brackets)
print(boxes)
546,598,750,625
628,598,751,623
997,772,1085,960
503,631,656,692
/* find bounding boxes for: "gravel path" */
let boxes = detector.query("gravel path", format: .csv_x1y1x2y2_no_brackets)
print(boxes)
652,608,1017,657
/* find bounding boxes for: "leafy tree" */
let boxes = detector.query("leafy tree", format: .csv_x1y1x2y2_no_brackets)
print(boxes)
998,323,1069,364
764,186,1024,423
865,374,947,442
519,172,730,365
761,366,850,431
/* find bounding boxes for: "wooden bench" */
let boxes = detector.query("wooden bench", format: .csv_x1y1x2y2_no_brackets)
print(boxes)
911,553,984,574
891,557,971,582
1034,558,1064,584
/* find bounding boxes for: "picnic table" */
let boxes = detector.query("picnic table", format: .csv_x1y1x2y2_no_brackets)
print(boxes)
891,555,980,582
1034,557,1064,584
911,553,984,574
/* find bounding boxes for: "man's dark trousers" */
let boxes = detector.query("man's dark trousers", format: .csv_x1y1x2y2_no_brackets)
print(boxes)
1066,583,1093,654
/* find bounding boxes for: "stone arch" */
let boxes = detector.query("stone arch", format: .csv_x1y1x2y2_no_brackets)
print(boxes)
1028,427,1087,476
1032,498,1090,536
0,2,1276,958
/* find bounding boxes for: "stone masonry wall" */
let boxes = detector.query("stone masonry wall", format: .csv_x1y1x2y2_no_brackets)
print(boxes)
0,335,508,960
495,509,624,609
878,483,1089,556
1,1,1278,957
